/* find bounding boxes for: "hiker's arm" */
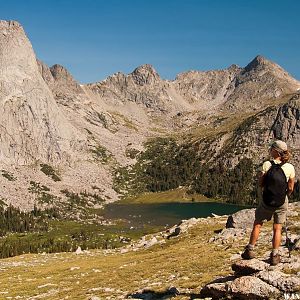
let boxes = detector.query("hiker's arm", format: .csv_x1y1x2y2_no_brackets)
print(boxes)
287,177,295,196
259,161,270,188
258,171,266,188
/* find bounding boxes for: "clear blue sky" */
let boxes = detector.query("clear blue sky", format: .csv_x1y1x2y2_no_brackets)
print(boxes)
1,0,300,83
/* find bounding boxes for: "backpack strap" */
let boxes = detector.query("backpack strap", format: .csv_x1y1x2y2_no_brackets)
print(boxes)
270,160,286,167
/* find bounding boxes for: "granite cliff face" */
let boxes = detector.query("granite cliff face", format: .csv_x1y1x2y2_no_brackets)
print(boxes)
272,94,300,147
0,21,86,166
173,64,242,110
0,20,300,210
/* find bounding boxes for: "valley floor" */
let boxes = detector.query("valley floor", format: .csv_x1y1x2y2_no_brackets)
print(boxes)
0,217,235,299
1,208,299,300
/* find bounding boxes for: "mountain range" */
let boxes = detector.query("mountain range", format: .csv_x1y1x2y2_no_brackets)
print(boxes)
0,20,299,211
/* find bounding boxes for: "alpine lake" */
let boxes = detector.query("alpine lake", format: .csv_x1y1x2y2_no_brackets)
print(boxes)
102,201,249,231
0,199,250,259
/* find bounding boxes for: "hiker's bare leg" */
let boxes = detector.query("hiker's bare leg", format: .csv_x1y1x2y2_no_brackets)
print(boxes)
249,221,263,246
272,223,282,249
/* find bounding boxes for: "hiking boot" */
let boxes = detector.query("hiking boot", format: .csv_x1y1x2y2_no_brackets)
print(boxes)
241,246,255,260
270,253,281,266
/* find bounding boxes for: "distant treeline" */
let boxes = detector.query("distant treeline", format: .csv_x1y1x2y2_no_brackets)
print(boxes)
0,231,116,259
123,137,300,205
0,205,59,236
0,205,119,259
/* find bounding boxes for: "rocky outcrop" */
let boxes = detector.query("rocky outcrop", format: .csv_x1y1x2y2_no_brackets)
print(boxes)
225,55,300,111
201,203,300,299
232,259,269,276
38,61,86,105
87,65,184,114
201,250,300,299
131,64,161,86
174,64,241,110
119,217,202,253
271,94,300,148
201,275,281,300
226,208,255,229
256,270,300,293
0,20,86,165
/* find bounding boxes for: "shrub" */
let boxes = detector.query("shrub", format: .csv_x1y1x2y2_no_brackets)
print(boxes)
40,164,61,181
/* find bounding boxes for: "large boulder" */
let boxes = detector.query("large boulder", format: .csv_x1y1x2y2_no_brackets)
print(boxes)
200,276,281,299
226,208,255,229
229,276,281,299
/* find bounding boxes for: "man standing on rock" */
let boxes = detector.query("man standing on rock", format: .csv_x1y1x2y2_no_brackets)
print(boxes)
242,140,295,265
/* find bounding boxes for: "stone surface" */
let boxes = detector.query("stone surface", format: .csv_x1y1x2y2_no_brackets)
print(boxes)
226,208,255,229
228,276,281,299
232,259,269,276
75,246,83,255
0,20,86,165
255,270,300,292
200,282,229,299
209,228,247,244
201,275,281,299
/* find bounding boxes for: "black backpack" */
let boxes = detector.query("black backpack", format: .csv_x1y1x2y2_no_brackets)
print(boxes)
262,161,287,207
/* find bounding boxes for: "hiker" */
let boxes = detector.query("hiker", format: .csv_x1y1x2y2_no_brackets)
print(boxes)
242,140,295,265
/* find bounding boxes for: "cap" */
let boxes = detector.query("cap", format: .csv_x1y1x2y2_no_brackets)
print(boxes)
270,140,288,153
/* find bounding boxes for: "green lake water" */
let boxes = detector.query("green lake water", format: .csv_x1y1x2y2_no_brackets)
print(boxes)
103,202,249,229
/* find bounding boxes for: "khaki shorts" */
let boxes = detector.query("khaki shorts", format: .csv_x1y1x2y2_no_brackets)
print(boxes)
255,197,288,224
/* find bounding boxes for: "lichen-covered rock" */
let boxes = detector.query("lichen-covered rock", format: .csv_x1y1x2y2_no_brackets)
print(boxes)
228,276,281,299
200,275,281,299
255,270,300,292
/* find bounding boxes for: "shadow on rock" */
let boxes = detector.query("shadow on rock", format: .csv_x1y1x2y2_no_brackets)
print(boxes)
127,287,202,299
127,287,179,299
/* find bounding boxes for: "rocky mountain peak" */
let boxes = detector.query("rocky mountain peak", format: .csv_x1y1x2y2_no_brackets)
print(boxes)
0,19,84,165
227,64,241,73
47,63,84,96
50,64,76,83
244,55,274,72
131,64,160,86
0,20,22,32
223,55,300,111
50,64,69,78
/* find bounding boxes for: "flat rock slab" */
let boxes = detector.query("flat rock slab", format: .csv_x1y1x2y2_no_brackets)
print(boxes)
229,276,281,299
232,259,269,275
255,270,300,293
200,276,281,299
